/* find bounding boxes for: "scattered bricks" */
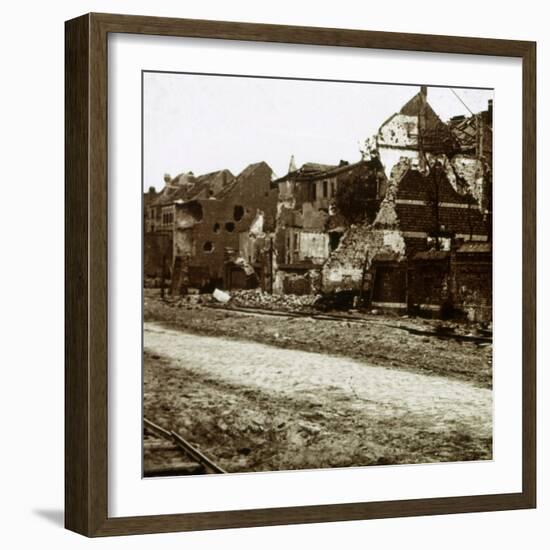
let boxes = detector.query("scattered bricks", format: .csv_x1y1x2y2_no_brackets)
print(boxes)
228,289,320,312
170,292,214,310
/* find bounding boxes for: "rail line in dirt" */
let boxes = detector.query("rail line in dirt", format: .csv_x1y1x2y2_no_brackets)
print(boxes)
205,303,492,344
143,417,226,477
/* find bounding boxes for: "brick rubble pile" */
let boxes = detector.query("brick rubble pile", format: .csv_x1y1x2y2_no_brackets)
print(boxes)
229,289,320,312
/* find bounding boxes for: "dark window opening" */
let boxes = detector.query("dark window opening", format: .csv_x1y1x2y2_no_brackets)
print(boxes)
213,222,220,233
203,241,214,253
233,205,244,221
225,222,235,232
187,201,203,222
329,232,342,251
322,181,328,198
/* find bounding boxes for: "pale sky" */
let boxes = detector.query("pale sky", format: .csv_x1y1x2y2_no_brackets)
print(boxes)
143,72,493,190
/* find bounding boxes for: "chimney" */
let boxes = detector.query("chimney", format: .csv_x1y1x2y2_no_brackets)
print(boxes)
420,85,428,99
418,86,428,171
288,154,297,173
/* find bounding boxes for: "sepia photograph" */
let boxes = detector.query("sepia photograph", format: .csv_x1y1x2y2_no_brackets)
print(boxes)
142,72,493,478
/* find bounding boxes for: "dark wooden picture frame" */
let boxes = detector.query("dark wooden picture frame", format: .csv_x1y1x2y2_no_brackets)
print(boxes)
65,12,536,537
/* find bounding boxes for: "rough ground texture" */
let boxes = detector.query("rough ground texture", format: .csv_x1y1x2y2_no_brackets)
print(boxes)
144,323,492,473
144,291,492,389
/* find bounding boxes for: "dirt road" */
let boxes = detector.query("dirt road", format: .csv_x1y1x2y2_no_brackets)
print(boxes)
144,322,492,473
144,292,492,388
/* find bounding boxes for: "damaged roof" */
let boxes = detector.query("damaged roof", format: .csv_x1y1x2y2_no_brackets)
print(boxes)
276,159,350,180
378,89,459,154
301,162,338,173
400,91,441,121
272,162,338,183
152,169,235,206
448,115,478,150
448,108,493,154
273,158,380,184
216,161,273,199
143,188,158,208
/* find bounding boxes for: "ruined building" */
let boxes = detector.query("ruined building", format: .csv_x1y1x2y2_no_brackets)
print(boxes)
145,169,235,234
144,169,234,280
144,86,493,322
376,85,457,176
334,88,491,320
272,86,493,321
144,162,277,292
272,158,387,295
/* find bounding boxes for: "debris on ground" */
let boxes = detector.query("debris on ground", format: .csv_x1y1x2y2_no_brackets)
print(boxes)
143,337,492,474
228,289,320,312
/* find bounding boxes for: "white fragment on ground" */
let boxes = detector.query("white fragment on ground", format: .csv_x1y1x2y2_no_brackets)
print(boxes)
213,288,231,303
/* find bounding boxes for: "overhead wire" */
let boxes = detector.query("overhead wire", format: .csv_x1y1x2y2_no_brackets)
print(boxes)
449,88,492,132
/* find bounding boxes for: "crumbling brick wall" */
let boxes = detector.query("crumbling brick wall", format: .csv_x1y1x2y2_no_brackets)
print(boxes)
321,160,407,294
451,246,492,322
275,267,320,296
273,160,384,290
144,232,172,278
450,155,487,210
404,247,491,321
172,162,277,291
371,262,407,306
297,231,329,263
321,224,405,293
407,254,452,316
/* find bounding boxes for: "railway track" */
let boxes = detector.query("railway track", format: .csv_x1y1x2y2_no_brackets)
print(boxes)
143,418,226,477
206,303,492,344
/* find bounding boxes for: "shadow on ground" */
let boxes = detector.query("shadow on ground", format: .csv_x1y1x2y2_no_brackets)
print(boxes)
33,509,64,527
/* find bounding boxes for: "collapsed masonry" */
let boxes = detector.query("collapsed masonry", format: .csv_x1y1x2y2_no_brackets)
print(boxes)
270,86,493,321
144,162,278,293
272,158,386,295
143,86,493,322
322,160,406,295
317,155,491,321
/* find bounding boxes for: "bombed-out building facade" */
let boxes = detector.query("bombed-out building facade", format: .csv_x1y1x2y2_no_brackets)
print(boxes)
144,86,493,322
272,157,388,295
145,162,278,293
